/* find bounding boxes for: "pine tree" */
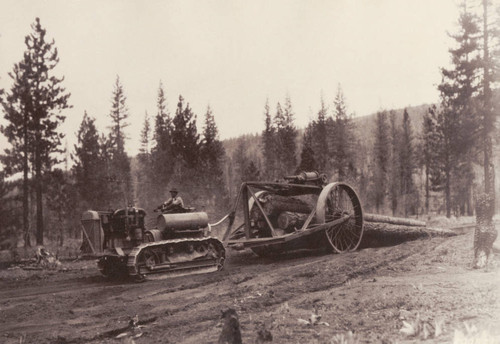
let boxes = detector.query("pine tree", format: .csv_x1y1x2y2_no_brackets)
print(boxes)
201,106,225,172
72,112,106,209
261,99,276,180
430,105,455,217
435,3,482,217
108,76,132,207
297,123,317,173
312,95,329,173
242,160,260,182
471,0,499,267
136,111,154,210
421,108,439,215
139,111,151,155
388,111,400,216
1,18,71,244
372,110,390,213
172,95,200,169
273,102,285,178
479,0,499,200
98,132,115,208
45,169,77,245
0,59,32,246
168,95,201,204
200,105,227,208
155,81,171,133
399,109,416,216
275,96,297,176
233,140,249,184
330,86,356,182
151,81,174,188
109,76,129,152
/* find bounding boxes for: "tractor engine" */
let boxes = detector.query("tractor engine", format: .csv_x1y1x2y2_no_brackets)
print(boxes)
108,207,146,248
144,212,210,242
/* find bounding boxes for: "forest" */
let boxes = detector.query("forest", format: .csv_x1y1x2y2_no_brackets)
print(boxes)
0,2,499,252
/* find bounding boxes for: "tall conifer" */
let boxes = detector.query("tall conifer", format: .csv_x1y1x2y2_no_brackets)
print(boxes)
435,4,482,217
312,96,329,173
399,109,416,216
388,111,400,216
1,18,70,244
151,82,174,188
201,105,227,207
108,76,132,207
172,95,200,169
261,99,275,179
297,123,317,173
372,110,390,213
330,86,356,182
72,112,106,208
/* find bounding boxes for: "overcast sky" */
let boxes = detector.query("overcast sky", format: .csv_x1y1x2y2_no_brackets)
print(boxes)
0,0,465,156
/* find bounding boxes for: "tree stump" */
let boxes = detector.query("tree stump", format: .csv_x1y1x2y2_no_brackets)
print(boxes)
218,308,242,344
473,193,497,269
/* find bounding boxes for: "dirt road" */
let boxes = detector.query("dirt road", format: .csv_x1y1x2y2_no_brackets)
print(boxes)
0,229,498,344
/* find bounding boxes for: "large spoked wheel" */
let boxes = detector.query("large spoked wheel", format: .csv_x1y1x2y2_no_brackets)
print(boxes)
316,183,364,253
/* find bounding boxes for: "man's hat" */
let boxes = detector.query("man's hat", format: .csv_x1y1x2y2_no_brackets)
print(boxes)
170,188,178,193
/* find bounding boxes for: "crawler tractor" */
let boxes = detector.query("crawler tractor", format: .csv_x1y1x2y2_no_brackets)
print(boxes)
81,171,363,279
81,206,225,280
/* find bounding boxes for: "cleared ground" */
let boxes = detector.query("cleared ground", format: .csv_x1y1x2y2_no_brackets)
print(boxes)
0,226,499,344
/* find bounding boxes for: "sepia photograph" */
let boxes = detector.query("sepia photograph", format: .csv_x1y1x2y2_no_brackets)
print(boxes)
0,0,499,343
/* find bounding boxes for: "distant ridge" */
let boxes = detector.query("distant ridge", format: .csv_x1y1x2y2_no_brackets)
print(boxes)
222,103,435,158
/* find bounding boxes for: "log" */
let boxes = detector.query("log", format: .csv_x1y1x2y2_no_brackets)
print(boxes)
360,222,455,249
364,213,426,227
259,195,312,216
277,211,309,231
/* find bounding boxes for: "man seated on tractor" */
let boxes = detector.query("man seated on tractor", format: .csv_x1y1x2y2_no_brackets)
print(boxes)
161,188,185,213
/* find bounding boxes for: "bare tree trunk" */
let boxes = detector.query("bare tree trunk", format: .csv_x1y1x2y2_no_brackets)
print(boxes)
23,112,30,247
35,128,44,245
59,222,64,246
425,166,430,216
22,153,30,247
445,169,451,218
474,1,497,269
482,0,494,206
